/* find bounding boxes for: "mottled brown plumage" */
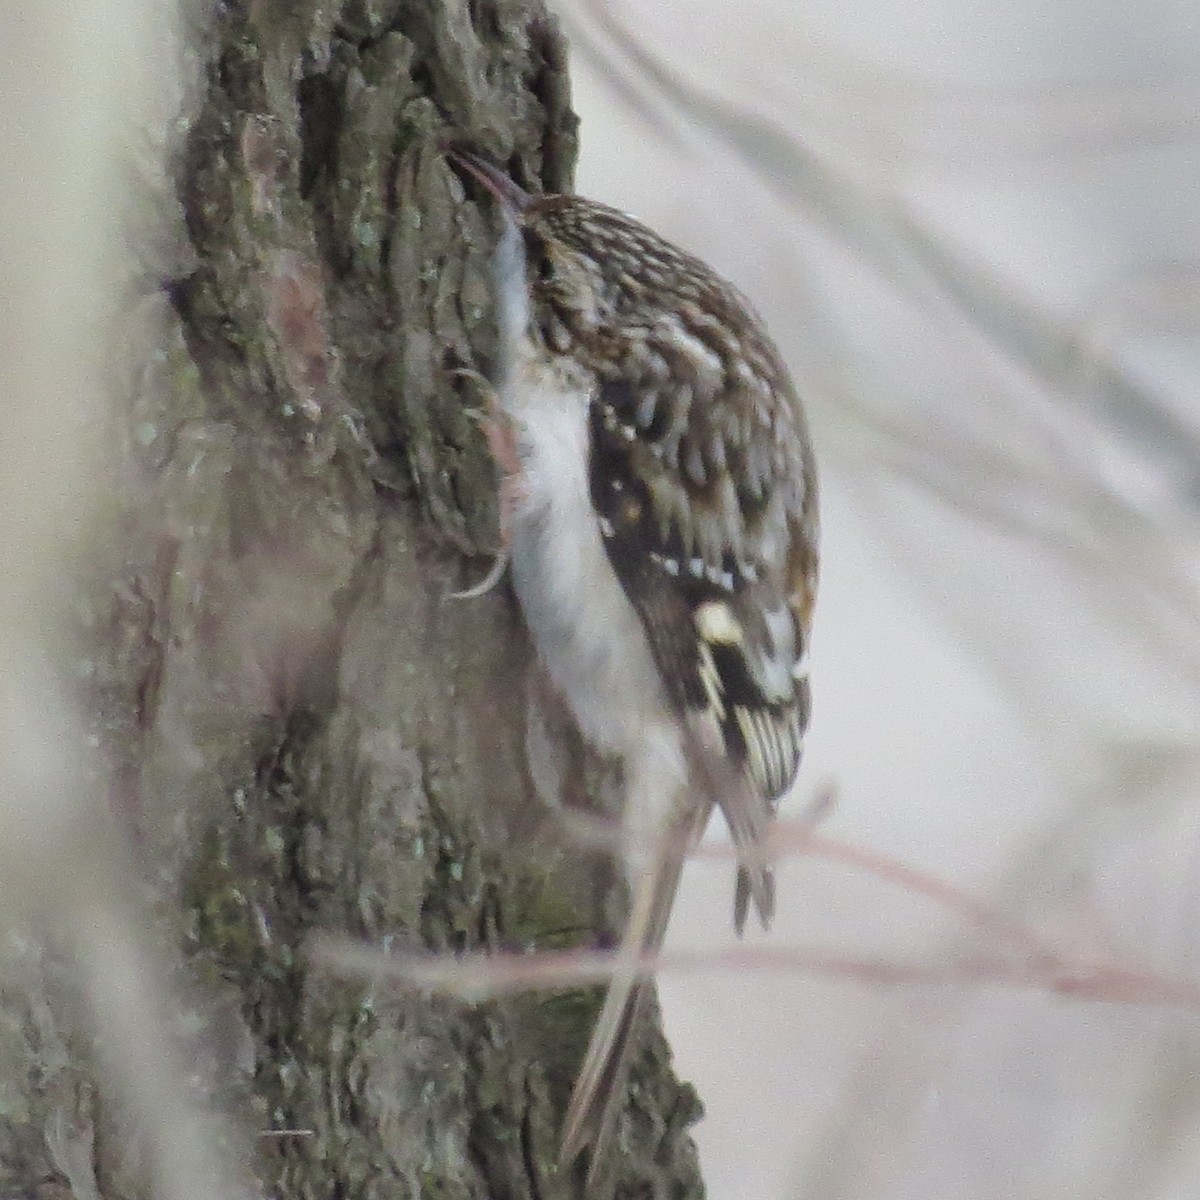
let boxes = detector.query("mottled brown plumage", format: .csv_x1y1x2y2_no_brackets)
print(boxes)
448,150,818,1188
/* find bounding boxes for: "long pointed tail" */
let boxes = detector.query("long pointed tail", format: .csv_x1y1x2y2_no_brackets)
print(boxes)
558,819,697,1185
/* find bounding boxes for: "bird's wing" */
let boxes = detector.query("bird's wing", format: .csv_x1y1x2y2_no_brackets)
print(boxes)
587,372,815,927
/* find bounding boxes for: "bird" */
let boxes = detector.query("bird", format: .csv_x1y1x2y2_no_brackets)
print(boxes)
446,148,818,1186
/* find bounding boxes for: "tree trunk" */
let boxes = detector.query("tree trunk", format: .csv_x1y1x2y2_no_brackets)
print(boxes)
0,2,703,1198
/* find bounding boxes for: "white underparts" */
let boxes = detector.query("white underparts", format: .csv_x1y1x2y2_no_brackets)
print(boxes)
504,347,669,746
503,341,689,852
491,207,692,858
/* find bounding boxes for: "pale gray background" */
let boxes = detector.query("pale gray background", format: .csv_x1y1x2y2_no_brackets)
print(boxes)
562,1,1200,1196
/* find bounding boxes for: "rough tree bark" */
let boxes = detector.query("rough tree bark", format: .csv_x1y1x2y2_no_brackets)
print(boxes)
0,2,704,1198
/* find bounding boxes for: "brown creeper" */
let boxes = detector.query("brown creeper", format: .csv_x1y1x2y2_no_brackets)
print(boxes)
448,150,818,1181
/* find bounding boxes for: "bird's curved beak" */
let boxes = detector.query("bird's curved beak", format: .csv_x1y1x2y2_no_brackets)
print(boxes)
445,148,532,217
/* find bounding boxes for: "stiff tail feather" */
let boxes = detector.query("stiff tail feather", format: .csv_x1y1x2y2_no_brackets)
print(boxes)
559,812,702,1186
559,734,774,1182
